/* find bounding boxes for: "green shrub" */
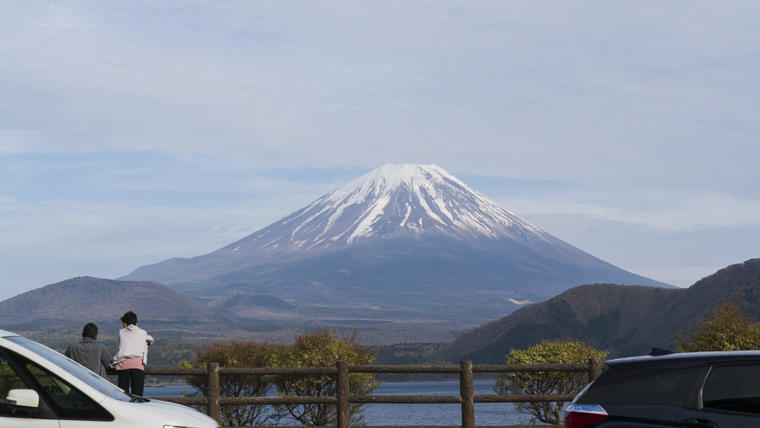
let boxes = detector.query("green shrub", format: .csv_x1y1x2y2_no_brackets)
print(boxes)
494,339,608,424
269,327,378,426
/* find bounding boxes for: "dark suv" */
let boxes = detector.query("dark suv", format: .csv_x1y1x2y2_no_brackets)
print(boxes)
563,349,760,428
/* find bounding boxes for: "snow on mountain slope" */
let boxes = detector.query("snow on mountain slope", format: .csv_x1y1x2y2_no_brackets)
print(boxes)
225,164,548,255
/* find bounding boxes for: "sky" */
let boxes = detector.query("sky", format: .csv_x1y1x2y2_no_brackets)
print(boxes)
1,1,759,302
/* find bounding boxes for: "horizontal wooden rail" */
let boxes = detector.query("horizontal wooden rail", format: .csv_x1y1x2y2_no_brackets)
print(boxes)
144,363,589,376
352,395,463,404
473,394,577,403
473,363,588,373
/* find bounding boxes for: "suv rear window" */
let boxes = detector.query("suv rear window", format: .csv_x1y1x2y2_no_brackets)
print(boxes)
577,367,702,406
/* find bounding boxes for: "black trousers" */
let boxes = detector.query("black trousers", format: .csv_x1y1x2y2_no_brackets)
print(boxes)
117,369,145,396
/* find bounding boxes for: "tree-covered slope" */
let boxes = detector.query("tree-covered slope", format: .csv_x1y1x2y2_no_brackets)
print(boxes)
433,259,760,363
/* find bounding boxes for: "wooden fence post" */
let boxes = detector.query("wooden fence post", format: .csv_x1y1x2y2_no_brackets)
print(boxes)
337,360,350,428
588,357,604,383
207,362,220,424
460,361,474,428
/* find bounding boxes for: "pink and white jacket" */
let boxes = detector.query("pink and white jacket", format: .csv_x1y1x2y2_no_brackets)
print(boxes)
111,324,154,368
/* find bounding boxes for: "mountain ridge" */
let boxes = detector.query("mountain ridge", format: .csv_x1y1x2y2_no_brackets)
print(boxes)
2,259,757,367
431,258,760,363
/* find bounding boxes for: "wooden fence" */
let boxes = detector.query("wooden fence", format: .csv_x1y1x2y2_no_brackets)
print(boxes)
144,358,606,428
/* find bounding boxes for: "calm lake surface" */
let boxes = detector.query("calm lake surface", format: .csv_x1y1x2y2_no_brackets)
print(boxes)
145,380,529,425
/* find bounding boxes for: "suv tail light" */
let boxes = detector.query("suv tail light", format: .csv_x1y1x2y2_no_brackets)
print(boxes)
563,404,608,428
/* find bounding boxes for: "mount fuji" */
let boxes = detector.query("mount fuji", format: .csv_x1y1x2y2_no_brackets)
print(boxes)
122,164,670,329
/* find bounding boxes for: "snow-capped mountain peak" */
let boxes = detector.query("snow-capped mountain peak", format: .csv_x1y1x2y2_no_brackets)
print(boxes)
235,164,547,253
325,164,464,206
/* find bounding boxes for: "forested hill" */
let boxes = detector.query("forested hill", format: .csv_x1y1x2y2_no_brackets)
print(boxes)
433,258,760,363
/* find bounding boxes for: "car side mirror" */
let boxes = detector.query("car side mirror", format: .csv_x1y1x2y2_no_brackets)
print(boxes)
6,389,40,409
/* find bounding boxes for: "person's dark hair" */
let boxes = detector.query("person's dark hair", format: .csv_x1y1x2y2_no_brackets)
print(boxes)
121,311,138,326
82,323,98,339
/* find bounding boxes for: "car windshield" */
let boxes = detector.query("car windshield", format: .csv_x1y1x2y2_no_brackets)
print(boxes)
6,336,131,401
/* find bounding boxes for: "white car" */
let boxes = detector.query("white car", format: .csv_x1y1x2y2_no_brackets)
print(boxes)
0,329,218,427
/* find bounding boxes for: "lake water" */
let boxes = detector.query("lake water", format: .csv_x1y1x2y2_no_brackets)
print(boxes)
145,380,531,425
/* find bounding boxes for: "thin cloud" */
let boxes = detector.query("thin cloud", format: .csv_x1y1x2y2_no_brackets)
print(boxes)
500,188,760,232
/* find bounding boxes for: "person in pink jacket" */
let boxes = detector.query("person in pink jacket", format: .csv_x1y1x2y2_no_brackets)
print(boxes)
111,310,154,396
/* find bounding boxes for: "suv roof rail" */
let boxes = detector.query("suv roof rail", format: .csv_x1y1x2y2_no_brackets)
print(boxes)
649,347,675,356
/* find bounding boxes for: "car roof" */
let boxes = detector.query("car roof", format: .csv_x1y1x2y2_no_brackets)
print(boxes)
607,350,760,369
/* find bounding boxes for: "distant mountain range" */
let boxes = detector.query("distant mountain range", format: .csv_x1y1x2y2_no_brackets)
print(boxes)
120,164,670,329
430,258,760,363
0,259,756,368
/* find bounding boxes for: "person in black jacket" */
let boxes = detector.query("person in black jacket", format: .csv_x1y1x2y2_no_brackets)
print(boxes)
64,322,111,378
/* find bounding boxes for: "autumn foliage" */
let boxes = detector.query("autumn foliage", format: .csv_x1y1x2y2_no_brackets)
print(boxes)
678,300,760,352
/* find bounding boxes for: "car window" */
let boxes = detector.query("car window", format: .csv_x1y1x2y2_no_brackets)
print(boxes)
5,336,129,401
577,367,702,405
703,365,760,415
0,353,28,416
5,348,114,421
